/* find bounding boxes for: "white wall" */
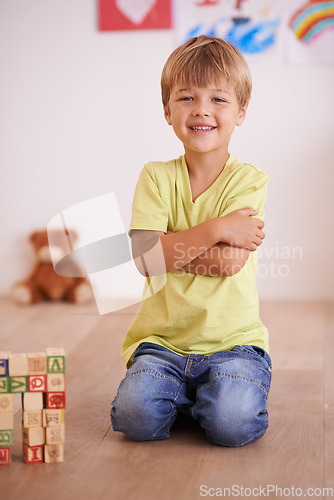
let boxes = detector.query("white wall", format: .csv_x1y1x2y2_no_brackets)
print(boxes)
1,0,334,300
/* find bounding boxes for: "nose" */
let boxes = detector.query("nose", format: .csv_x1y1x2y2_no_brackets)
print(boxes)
192,99,210,117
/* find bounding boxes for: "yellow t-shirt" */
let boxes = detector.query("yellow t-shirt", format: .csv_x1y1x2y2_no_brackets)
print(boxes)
121,154,269,367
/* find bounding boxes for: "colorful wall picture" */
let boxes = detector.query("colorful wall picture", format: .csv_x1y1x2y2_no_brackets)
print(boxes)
98,0,172,31
289,0,334,44
174,0,281,55
223,16,281,54
286,0,334,63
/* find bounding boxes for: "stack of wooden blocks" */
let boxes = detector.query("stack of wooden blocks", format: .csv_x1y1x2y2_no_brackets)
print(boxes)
0,348,66,465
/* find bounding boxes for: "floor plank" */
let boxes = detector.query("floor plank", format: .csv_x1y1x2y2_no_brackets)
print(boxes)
260,301,325,370
324,304,334,497
0,298,101,354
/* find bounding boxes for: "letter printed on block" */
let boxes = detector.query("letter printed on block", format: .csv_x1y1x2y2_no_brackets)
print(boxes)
44,444,64,463
23,410,43,428
46,392,66,409
0,351,10,377
0,429,13,447
0,394,13,412
43,409,64,427
23,444,44,464
27,353,47,375
9,376,28,393
47,374,65,392
28,375,47,393
46,424,65,445
0,378,9,393
46,348,65,374
0,447,11,465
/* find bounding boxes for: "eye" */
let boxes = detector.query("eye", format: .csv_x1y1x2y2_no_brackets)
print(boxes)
178,96,193,101
212,97,226,103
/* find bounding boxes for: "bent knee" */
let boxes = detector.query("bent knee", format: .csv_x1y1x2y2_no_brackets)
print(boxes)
111,373,178,441
204,398,269,446
197,379,270,446
206,415,269,447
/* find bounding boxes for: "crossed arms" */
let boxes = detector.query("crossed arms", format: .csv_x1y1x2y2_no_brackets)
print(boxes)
131,208,265,278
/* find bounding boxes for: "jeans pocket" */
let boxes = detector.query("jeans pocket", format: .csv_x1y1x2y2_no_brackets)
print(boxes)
236,345,272,371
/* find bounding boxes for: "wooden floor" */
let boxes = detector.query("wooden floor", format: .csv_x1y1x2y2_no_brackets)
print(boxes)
0,298,333,499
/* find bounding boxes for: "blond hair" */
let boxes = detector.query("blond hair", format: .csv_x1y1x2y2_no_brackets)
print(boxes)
161,36,252,110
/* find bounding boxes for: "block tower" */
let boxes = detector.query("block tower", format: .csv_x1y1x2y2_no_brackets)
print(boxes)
0,348,66,465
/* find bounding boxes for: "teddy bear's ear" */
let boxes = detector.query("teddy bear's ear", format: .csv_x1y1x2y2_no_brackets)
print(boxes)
30,230,48,248
30,231,40,244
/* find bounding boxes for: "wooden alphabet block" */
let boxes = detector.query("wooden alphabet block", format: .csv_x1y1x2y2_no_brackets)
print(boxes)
44,444,64,463
47,373,65,393
0,447,11,465
28,375,47,392
43,409,64,427
45,424,65,445
9,376,28,393
46,348,65,373
23,443,44,463
0,348,66,465
22,392,43,411
22,410,43,428
0,412,14,430
27,352,47,375
0,351,10,377
0,429,13,447
22,427,45,446
0,411,14,431
0,394,13,412
45,392,66,409
0,377,9,393
8,354,28,376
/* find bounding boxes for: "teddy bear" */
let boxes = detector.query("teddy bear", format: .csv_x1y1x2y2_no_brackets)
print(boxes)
11,230,94,305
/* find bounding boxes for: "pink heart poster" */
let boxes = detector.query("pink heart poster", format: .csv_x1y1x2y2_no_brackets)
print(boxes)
98,0,172,31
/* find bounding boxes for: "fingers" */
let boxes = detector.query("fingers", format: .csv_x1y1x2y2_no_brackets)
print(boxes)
237,208,265,229
246,230,265,252
238,208,259,217
247,242,258,252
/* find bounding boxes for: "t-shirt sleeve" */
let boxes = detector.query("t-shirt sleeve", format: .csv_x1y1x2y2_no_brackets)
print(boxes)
129,165,169,236
220,167,269,221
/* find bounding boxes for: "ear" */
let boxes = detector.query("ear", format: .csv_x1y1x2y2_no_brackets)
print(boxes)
30,231,41,246
164,105,172,126
30,232,38,243
236,103,248,127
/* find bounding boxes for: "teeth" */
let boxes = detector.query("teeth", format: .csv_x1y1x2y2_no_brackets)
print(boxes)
191,126,214,131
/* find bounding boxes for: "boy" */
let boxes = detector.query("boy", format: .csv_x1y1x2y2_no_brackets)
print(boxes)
111,35,272,447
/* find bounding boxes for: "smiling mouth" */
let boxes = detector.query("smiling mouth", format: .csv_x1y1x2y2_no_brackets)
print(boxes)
189,126,216,131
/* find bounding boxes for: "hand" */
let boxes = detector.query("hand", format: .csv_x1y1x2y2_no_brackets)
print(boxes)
217,208,265,251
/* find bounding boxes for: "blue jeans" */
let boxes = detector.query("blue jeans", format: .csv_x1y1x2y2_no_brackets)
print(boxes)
111,342,272,447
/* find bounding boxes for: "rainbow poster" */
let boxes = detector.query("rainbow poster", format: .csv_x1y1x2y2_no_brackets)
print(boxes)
289,0,334,44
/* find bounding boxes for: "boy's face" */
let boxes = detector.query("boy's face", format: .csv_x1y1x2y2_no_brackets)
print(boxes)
164,78,247,158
